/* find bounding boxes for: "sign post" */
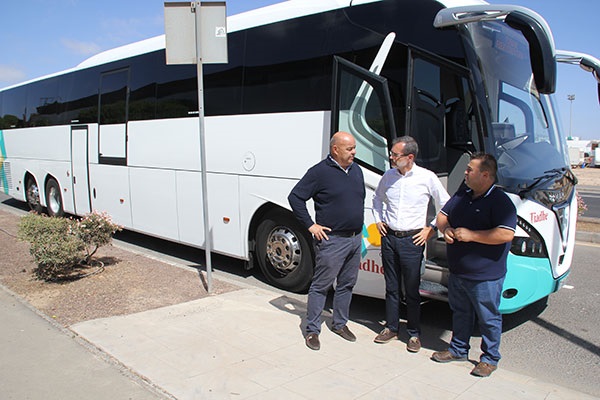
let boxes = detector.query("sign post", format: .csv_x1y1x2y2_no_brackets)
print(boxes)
164,2,228,293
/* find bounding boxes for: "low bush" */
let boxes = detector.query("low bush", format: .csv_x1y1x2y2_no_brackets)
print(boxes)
17,211,122,281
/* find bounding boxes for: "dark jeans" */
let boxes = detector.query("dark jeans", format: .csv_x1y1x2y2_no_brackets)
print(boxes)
305,234,361,335
448,274,505,365
381,234,424,337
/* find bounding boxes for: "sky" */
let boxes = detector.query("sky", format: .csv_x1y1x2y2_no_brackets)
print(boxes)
0,0,598,139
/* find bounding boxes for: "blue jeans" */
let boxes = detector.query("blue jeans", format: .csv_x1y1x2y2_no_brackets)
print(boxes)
381,234,424,337
305,234,361,335
448,274,505,365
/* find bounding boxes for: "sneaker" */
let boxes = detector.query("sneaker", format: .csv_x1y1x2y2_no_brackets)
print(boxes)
471,362,497,377
305,333,320,350
374,328,397,344
406,336,421,353
332,325,356,342
431,350,467,363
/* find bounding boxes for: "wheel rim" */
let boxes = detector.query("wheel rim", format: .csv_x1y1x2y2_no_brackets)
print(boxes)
27,182,41,209
48,186,61,214
265,226,302,274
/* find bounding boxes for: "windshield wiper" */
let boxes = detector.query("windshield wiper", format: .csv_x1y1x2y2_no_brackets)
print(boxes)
518,167,575,197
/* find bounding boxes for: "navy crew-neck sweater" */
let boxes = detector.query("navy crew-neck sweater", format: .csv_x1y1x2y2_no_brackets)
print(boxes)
288,156,365,233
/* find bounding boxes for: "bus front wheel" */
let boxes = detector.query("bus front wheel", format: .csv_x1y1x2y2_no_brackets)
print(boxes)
25,177,43,213
45,178,64,217
255,211,313,292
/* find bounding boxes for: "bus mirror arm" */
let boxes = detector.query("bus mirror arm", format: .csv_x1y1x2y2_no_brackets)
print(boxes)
556,50,600,105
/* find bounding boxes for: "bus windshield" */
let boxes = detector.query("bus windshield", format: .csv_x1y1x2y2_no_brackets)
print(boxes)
466,20,570,193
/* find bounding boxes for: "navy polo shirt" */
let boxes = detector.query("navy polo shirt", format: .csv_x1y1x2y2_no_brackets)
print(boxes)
440,185,517,281
288,156,365,234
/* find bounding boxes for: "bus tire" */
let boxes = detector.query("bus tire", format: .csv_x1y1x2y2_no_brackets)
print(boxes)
255,211,313,292
25,177,44,213
45,178,64,217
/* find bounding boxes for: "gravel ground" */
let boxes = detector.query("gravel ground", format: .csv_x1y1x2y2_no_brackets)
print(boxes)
0,209,240,327
573,166,600,186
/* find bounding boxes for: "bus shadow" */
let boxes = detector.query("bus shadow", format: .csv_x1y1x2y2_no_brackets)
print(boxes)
502,296,548,332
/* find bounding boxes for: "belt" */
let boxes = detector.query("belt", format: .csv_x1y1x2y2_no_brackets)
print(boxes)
329,230,361,237
388,228,421,238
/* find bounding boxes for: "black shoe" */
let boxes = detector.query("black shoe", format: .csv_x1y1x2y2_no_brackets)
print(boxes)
305,333,320,350
332,325,356,342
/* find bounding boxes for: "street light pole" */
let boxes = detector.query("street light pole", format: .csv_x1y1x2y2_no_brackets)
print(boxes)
568,94,575,139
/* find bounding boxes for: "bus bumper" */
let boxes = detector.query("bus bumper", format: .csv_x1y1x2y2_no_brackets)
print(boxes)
499,254,563,314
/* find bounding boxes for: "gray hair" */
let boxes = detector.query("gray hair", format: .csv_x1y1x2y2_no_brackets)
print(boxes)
391,136,419,156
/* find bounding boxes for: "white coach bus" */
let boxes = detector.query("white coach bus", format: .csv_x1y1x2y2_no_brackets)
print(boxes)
1,0,598,313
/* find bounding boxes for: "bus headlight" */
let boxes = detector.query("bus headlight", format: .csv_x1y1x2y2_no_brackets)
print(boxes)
511,217,548,258
511,237,547,258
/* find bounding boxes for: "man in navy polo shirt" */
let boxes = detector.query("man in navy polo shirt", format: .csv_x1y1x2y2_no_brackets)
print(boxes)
288,131,365,351
432,153,516,377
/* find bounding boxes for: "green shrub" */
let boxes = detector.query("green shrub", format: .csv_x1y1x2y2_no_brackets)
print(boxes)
17,211,122,281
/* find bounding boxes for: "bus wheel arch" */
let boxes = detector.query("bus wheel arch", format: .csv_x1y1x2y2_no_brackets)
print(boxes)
45,176,64,217
24,173,44,213
253,206,314,293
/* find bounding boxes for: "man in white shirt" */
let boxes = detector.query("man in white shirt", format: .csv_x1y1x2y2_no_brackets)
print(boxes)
372,136,450,352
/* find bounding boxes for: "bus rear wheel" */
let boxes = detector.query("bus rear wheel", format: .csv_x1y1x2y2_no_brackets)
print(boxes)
45,178,64,217
255,211,313,292
25,177,43,213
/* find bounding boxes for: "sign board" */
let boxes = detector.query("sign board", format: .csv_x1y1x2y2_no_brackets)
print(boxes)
164,1,228,65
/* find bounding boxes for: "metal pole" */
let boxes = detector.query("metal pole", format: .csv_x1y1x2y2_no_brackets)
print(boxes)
568,94,575,139
194,1,213,293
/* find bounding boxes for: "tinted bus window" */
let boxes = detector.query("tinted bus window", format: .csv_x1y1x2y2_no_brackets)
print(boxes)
129,52,158,121
242,15,332,114
1,86,27,129
156,61,198,119
100,69,128,125
204,30,244,116
27,77,61,127
59,68,99,125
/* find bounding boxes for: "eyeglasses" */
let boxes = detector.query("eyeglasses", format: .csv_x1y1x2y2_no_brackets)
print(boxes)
389,150,409,158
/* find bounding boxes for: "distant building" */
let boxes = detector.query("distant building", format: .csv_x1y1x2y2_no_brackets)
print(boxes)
566,137,592,167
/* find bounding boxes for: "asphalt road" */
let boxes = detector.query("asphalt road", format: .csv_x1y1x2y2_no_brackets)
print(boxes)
1,194,599,397
579,185,600,219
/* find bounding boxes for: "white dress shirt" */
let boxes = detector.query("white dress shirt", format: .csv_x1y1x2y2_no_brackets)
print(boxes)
372,164,450,231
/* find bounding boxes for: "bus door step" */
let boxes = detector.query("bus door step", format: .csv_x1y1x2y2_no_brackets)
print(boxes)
419,280,448,302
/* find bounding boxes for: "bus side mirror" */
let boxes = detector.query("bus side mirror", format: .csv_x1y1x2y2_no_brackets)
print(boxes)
505,11,556,94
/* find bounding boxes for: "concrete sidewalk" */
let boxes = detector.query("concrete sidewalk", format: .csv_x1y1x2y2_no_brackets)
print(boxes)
69,287,597,400
0,285,168,400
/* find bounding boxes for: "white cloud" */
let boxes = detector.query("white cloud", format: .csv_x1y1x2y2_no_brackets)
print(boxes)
0,65,26,86
61,38,102,56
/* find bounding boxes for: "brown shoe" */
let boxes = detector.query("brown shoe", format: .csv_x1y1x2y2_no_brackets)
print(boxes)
332,325,356,342
471,362,497,377
305,333,320,350
406,336,421,353
374,328,397,344
431,350,467,363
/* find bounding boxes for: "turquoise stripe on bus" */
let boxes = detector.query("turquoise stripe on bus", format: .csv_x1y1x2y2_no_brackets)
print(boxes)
0,130,8,194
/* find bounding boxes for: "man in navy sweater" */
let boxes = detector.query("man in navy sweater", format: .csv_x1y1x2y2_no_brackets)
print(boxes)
288,131,365,351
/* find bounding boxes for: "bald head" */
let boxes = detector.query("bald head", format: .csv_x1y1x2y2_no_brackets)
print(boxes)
330,131,357,169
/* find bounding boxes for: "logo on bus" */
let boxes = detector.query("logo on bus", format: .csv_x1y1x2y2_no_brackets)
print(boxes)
530,210,549,223
360,258,384,275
